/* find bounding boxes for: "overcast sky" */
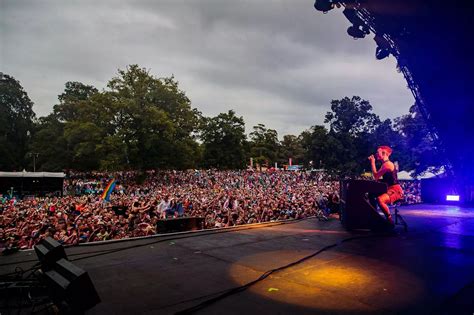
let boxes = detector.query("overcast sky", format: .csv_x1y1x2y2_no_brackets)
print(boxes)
1,0,413,137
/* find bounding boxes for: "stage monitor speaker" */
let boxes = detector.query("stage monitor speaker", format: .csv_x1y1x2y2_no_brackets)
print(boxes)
156,217,205,233
340,180,392,231
34,237,67,271
44,258,100,312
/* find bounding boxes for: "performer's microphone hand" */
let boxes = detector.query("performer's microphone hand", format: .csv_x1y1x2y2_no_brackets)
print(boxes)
368,155,375,162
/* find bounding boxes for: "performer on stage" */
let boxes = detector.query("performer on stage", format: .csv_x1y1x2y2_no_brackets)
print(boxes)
368,146,403,225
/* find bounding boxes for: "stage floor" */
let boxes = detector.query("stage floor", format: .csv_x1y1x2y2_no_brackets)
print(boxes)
2,204,474,314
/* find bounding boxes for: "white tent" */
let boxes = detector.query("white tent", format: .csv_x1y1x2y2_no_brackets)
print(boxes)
398,166,445,180
0,171,65,178
398,171,414,180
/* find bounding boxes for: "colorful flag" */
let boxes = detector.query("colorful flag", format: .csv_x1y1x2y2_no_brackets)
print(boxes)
101,179,116,202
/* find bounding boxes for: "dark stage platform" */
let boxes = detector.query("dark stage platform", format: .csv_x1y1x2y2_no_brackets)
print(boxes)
2,204,474,314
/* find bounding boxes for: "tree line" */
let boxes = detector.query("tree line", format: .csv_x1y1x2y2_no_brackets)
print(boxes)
0,66,443,176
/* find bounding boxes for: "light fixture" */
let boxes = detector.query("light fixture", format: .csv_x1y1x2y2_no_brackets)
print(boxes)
446,195,460,201
376,46,390,59
347,26,366,39
314,0,335,13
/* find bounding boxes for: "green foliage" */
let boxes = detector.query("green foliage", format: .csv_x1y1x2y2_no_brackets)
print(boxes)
64,121,102,170
395,104,444,175
5,67,437,175
29,114,69,171
303,97,425,176
29,65,201,171
249,124,280,165
300,124,356,174
54,81,98,122
95,135,128,171
200,110,247,169
325,96,380,135
279,134,305,166
106,65,200,170
0,73,36,170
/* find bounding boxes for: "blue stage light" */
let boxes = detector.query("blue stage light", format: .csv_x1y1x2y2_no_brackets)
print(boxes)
446,195,460,201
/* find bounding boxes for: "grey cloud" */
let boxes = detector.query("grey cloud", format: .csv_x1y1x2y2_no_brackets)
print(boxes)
1,0,413,137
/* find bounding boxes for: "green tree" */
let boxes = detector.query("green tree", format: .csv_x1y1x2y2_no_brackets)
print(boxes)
200,110,247,169
31,81,104,171
54,81,98,122
64,121,102,170
302,125,347,173
321,96,385,175
107,65,200,170
324,96,380,135
395,104,443,175
29,114,69,171
249,124,280,166
0,73,36,170
279,134,305,166
31,66,202,171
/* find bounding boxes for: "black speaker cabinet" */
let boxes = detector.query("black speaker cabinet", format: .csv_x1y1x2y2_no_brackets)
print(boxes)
34,237,67,271
340,180,392,231
44,258,100,312
156,217,205,233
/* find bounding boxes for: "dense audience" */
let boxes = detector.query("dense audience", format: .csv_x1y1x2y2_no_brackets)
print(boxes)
0,170,340,251
400,180,422,204
0,169,422,252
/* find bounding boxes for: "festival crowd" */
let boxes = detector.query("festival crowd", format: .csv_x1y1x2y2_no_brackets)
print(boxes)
0,170,422,252
0,170,340,251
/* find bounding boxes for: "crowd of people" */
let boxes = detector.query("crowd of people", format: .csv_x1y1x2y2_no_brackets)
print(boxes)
0,170,341,251
400,180,422,204
0,170,422,252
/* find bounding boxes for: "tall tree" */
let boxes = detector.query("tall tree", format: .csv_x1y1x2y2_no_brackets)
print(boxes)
200,110,247,169
107,65,200,169
279,134,305,166
302,125,346,172
249,124,280,166
0,73,36,170
29,114,69,171
32,81,102,171
31,66,202,171
54,81,98,122
324,96,380,135
322,96,385,175
395,104,443,175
